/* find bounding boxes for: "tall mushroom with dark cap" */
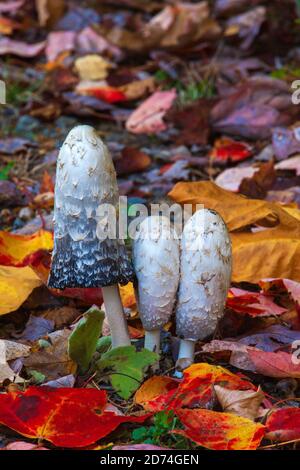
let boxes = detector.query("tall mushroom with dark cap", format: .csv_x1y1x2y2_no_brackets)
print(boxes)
175,209,232,371
48,125,134,347
133,215,180,354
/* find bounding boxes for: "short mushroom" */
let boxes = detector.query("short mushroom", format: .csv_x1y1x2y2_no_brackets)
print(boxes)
133,215,180,354
175,209,232,371
48,125,134,348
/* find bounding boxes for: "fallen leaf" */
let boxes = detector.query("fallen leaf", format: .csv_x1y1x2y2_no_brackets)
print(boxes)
96,346,158,399
74,54,113,81
248,349,300,379
35,0,65,28
169,181,300,283
0,266,42,315
115,147,151,175
0,1,24,13
0,386,150,447
23,329,76,381
211,137,252,162
238,325,300,352
76,80,126,103
120,77,155,101
174,409,265,450
260,278,300,306
1,441,49,450
225,7,266,49
215,166,258,192
214,385,264,420
0,38,45,57
134,376,179,412
0,230,53,267
113,444,168,450
18,315,54,341
265,407,300,442
119,282,136,309
76,26,122,60
275,155,300,175
239,161,276,199
135,363,254,412
68,306,104,372
45,31,76,62
0,340,30,384
227,288,287,317
272,126,300,161
126,89,176,134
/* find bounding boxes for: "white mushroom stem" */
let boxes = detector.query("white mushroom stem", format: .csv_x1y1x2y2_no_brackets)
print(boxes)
177,339,195,364
102,285,131,348
144,329,160,354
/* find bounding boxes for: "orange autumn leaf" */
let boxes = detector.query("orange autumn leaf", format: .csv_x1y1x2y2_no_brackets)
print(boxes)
0,387,150,448
169,181,300,283
135,363,254,412
134,376,179,412
0,266,42,315
0,230,53,267
119,282,136,308
175,409,265,450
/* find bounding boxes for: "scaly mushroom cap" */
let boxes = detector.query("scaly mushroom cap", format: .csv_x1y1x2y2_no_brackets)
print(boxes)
133,215,180,330
48,125,134,289
176,209,232,341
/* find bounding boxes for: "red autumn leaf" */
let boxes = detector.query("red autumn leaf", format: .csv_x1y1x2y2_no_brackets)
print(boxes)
227,288,287,317
175,409,265,450
81,86,126,104
0,230,53,267
265,407,300,442
211,137,252,162
0,387,150,448
126,89,176,134
135,363,254,412
260,278,300,306
247,349,300,379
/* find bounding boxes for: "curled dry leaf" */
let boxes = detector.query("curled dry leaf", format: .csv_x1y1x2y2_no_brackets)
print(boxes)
174,409,265,450
0,340,30,384
0,387,150,447
215,167,258,192
214,384,264,420
126,89,176,134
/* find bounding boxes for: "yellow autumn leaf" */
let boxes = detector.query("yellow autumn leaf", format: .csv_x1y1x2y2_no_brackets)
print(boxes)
0,230,53,267
0,266,42,315
169,181,300,283
75,54,113,81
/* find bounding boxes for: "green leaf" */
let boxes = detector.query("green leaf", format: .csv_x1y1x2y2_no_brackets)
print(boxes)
96,345,158,399
0,162,14,180
68,306,104,372
96,335,111,354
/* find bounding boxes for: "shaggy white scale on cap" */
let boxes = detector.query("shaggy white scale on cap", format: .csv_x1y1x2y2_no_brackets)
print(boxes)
133,215,180,354
48,125,134,347
176,209,232,367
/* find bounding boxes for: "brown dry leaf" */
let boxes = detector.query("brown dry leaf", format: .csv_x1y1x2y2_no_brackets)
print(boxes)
74,54,113,81
42,306,80,329
215,166,258,192
169,181,300,283
35,0,65,28
119,77,155,101
0,340,30,384
23,329,76,381
214,385,264,420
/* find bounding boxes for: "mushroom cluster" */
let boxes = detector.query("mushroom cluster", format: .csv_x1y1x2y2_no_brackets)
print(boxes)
48,125,134,348
132,209,231,372
48,125,232,373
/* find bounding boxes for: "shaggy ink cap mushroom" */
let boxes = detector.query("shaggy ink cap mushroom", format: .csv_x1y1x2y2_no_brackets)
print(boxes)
175,208,232,369
133,215,180,354
48,125,134,347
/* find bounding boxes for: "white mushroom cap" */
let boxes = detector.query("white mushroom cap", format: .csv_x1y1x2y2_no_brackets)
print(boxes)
133,215,180,331
176,209,232,341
